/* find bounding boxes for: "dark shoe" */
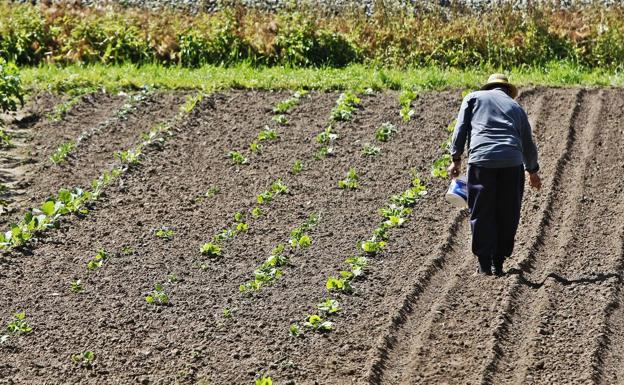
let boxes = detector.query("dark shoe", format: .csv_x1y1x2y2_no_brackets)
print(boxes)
477,255,492,275
492,255,505,276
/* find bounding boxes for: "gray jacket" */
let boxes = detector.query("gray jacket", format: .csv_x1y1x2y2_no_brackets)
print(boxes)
450,88,539,173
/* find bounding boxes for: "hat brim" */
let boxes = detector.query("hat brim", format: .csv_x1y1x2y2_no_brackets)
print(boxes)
481,80,518,99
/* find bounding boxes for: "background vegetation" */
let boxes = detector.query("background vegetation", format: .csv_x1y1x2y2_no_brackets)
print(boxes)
2,1,624,70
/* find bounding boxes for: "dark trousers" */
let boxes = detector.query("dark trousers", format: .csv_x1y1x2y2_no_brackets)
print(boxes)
467,165,524,262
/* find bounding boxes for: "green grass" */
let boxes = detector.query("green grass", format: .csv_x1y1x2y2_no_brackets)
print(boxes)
20,62,624,95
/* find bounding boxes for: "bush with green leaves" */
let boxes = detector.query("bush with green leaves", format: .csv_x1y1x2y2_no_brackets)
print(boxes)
0,59,24,112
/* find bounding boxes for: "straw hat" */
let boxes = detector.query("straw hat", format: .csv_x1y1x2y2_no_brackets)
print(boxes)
481,73,518,99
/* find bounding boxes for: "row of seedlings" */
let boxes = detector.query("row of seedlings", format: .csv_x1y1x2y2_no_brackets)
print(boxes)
292,172,428,335
50,88,152,164
430,89,471,178
227,91,308,165
0,93,204,362
0,92,203,251
239,213,321,293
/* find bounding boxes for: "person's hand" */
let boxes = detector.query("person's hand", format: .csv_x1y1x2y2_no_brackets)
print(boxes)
447,159,461,179
528,172,541,190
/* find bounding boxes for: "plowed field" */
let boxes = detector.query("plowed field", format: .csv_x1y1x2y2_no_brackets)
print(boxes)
1,88,623,385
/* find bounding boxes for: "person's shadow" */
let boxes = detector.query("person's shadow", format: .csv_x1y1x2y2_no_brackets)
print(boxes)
506,268,621,289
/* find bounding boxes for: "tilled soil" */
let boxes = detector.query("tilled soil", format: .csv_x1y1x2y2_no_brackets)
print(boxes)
0,88,623,385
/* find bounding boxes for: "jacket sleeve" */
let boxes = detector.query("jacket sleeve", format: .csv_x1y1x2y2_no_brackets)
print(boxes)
449,95,473,159
520,109,540,173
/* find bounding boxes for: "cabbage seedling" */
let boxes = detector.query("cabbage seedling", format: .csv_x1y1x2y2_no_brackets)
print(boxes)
50,141,75,164
70,279,84,293
251,207,262,218
289,323,302,337
338,168,359,190
326,276,353,293
317,298,341,314
200,242,222,257
292,160,303,174
114,148,142,165
316,126,338,144
360,239,386,255
399,89,417,122
0,130,13,148
272,114,289,125
227,151,248,165
304,314,333,332
257,127,278,141
346,256,369,277
145,283,169,305
155,227,174,240
87,249,109,271
6,312,32,335
362,143,381,156
331,92,361,122
431,154,451,178
250,141,262,153
71,351,95,367
375,122,398,142
256,376,273,385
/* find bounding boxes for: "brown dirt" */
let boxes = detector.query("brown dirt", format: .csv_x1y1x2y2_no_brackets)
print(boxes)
0,88,623,385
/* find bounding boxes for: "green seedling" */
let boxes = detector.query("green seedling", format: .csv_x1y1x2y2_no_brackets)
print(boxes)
155,227,174,240
274,91,307,114
316,126,338,144
250,140,262,153
50,141,75,164
292,159,303,174
257,127,278,141
360,239,386,255
214,228,236,241
145,283,169,305
346,256,368,277
399,89,417,122
375,122,398,142
227,151,248,165
114,147,142,165
304,314,333,332
317,298,341,314
200,242,222,257
256,376,273,385
0,130,13,148
326,275,353,293
380,204,412,219
71,351,95,366
362,143,381,156
236,222,249,232
87,249,109,271
289,323,302,337
6,312,32,335
167,273,178,283
121,246,135,256
338,168,359,190
272,114,289,125
331,92,361,122
222,307,232,318
180,92,203,114
271,179,288,194
315,146,332,159
447,119,457,133
256,191,273,204
70,279,84,293
251,207,262,218
431,154,452,178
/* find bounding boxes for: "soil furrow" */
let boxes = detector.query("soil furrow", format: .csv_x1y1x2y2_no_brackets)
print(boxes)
481,89,589,385
364,88,544,385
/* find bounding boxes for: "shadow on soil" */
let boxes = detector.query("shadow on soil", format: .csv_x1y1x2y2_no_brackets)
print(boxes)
507,268,621,289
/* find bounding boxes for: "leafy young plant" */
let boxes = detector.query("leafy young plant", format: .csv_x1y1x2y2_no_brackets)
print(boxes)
257,127,278,141
0,130,13,148
114,147,142,165
326,274,353,293
289,323,302,337
6,312,32,335
251,207,262,218
375,122,398,142
145,283,169,305
256,376,273,385
317,298,341,314
338,168,359,190
50,141,76,164
71,351,95,366
360,239,386,255
399,89,417,122
227,150,248,165
70,279,84,293
431,154,451,178
292,159,303,174
362,143,381,156
272,114,289,125
331,92,361,122
200,242,222,257
303,314,333,332
346,256,368,277
155,227,174,240
87,249,109,271
316,126,338,144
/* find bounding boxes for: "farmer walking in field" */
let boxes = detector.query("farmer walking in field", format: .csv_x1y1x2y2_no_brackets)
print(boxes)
447,74,542,276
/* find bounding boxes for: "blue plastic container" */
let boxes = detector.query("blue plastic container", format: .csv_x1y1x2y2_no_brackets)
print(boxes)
445,176,468,208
